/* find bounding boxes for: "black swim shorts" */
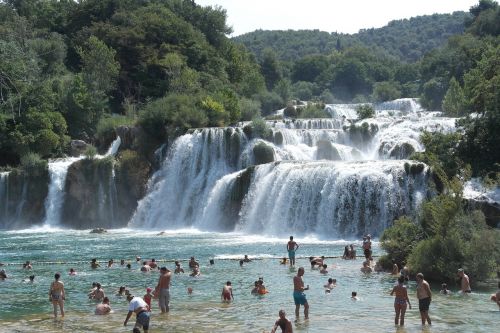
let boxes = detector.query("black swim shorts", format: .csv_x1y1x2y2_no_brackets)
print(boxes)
418,297,431,312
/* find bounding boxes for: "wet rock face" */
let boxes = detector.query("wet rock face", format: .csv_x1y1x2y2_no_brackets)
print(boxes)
70,140,88,157
316,140,341,160
0,169,49,229
465,199,500,228
115,126,139,150
252,142,275,165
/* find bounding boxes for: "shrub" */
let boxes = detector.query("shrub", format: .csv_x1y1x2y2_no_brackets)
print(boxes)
245,117,273,140
283,105,298,118
380,216,425,267
239,98,261,121
356,104,375,119
297,104,329,118
20,152,48,177
96,115,135,144
84,145,98,160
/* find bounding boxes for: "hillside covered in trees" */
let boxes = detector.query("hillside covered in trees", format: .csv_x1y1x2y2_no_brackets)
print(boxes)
234,12,470,62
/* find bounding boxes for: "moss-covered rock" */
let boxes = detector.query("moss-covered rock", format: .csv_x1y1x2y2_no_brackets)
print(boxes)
253,142,275,165
274,131,284,145
346,122,379,148
389,142,416,159
316,140,341,160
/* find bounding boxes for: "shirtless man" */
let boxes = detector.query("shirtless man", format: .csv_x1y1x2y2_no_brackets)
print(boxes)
362,235,372,260
293,267,309,319
155,267,172,313
141,262,151,272
174,261,184,273
416,273,432,325
271,310,293,333
360,261,373,273
89,283,105,301
309,256,324,268
243,255,252,263
91,258,100,269
287,236,299,267
49,273,65,317
221,281,234,302
458,268,471,293
188,257,199,269
95,297,111,315
124,295,150,333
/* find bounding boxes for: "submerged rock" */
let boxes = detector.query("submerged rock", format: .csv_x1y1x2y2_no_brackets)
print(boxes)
90,228,107,234
316,140,341,160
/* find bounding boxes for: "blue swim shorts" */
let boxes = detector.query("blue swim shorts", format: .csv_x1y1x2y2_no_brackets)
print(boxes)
288,250,296,259
293,291,307,305
136,311,150,330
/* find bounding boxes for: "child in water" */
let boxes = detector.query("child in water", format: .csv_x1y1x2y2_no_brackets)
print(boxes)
351,291,359,300
144,287,153,311
440,283,451,295
221,281,233,302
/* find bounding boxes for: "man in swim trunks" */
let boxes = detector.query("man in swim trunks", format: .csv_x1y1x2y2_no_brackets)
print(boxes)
362,235,372,260
458,268,471,293
416,273,432,325
287,236,299,267
124,295,150,333
49,272,65,317
95,297,111,315
221,281,233,302
155,266,172,313
271,309,293,333
293,267,309,319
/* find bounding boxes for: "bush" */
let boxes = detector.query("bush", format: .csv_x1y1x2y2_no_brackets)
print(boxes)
380,216,424,267
239,98,261,121
20,152,48,177
283,105,298,118
297,104,329,118
356,104,375,119
96,115,135,145
244,117,272,140
84,145,98,160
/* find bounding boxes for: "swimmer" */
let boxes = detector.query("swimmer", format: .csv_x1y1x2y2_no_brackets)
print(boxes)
23,275,35,283
189,266,201,277
319,264,328,274
351,291,359,301
95,297,111,315
251,281,259,295
239,260,244,267
174,261,184,273
0,269,6,279
440,283,451,295
349,244,356,259
143,287,153,311
221,281,234,302
117,286,126,296
149,259,158,269
243,255,252,263
293,267,309,319
107,259,113,268
126,263,131,269
187,287,193,295
309,256,324,268
141,261,151,272
49,273,65,317
271,309,293,333
258,280,269,294
416,273,432,326
391,276,411,326
188,257,199,269
324,278,336,292
360,261,373,273
120,259,125,266
23,260,32,269
89,283,105,301
287,236,299,267
280,257,288,265
458,268,471,293
69,268,77,275
91,258,100,269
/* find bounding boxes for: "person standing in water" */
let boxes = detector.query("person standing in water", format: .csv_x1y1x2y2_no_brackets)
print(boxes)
49,273,65,318
124,294,150,333
287,236,299,267
391,276,411,326
221,281,234,302
416,273,432,326
155,267,172,313
458,268,471,293
271,309,293,333
293,267,309,319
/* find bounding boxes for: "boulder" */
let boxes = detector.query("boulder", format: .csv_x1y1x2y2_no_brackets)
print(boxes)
70,140,88,157
316,140,341,160
90,228,107,234
115,126,139,150
252,142,275,165
389,142,416,159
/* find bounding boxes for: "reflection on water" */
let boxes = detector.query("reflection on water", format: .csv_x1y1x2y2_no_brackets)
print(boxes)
0,230,498,332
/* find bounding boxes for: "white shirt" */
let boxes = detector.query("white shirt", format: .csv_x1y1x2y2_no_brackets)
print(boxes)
128,297,148,312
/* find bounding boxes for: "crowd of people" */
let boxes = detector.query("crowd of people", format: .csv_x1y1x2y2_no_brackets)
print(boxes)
1,234,499,333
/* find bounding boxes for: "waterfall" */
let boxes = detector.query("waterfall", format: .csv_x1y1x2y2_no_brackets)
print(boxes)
43,157,83,226
0,172,9,221
104,136,122,156
131,98,456,237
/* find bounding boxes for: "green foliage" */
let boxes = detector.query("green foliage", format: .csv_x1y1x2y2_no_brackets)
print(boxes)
372,81,401,102
20,152,47,175
260,48,282,90
84,145,98,160
246,117,272,140
380,216,424,267
96,115,135,145
442,77,466,116
297,104,329,118
356,104,375,119
238,98,261,121
200,96,227,127
254,91,284,116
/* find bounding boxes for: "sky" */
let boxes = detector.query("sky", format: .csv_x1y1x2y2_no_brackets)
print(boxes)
195,0,479,36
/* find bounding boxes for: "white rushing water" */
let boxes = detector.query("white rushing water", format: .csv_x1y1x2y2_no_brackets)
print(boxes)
43,136,122,227
132,99,455,237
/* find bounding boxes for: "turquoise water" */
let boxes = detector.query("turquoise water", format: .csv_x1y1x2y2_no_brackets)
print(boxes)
0,229,498,332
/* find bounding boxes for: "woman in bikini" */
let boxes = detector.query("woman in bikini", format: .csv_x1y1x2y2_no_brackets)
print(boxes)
390,275,411,326
49,273,65,317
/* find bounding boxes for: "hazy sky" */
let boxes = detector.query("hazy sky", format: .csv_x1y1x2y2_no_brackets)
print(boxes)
195,0,478,36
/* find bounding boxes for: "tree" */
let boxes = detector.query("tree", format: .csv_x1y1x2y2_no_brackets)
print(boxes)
372,81,401,102
260,48,282,90
442,77,466,116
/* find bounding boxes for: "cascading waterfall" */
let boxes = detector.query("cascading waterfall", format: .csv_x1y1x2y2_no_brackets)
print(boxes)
0,172,9,220
43,136,122,227
132,99,455,237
